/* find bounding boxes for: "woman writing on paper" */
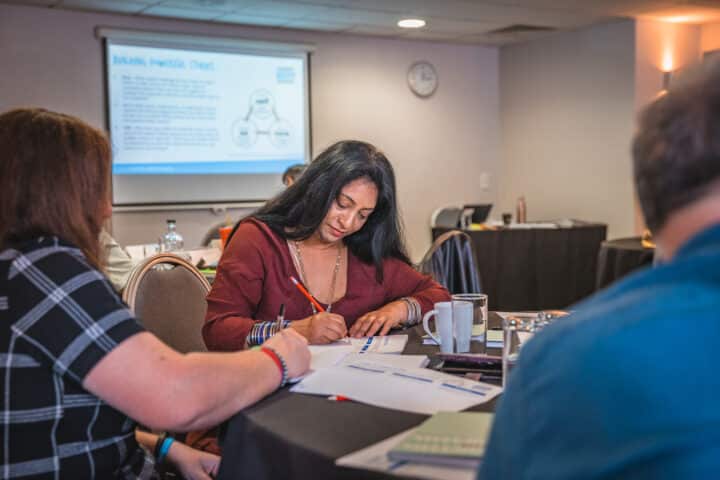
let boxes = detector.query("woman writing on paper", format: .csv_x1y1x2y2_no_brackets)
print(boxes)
203,140,450,350
0,108,311,478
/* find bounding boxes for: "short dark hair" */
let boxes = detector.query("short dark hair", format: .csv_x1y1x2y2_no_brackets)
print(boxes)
281,164,306,185
633,63,720,232
0,108,110,269
246,140,410,281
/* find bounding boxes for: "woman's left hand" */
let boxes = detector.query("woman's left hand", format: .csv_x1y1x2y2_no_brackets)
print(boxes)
166,440,221,480
349,301,407,337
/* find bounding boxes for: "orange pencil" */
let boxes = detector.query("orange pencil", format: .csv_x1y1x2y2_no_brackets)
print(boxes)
290,276,325,313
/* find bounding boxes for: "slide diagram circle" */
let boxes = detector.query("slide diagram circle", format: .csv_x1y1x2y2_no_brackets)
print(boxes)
231,119,257,148
270,120,293,147
248,89,275,120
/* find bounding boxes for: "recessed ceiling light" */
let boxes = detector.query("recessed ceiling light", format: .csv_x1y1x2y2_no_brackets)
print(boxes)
398,18,426,29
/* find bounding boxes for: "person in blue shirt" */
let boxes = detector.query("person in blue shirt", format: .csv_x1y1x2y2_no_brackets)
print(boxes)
480,64,720,479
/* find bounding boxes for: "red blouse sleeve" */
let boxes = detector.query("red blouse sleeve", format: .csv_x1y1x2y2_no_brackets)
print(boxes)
381,258,450,315
202,222,266,351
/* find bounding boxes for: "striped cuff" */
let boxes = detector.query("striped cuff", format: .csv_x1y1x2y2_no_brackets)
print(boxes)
247,320,291,346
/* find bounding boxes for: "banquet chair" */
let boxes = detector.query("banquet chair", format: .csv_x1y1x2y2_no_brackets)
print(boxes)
430,206,464,229
123,253,210,354
419,230,482,295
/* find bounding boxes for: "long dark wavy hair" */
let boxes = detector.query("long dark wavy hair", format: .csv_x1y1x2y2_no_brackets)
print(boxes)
237,140,410,282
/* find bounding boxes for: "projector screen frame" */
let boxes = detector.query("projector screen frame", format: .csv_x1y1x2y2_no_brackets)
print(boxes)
97,27,314,208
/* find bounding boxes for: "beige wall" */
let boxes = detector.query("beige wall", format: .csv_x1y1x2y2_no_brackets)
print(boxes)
0,3,500,261
701,23,720,52
633,20,702,232
498,20,637,239
635,19,702,111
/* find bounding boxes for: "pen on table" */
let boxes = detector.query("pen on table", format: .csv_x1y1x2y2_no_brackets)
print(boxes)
275,303,286,333
327,395,351,402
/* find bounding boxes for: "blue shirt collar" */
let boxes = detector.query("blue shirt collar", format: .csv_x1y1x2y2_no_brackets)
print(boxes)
674,223,720,259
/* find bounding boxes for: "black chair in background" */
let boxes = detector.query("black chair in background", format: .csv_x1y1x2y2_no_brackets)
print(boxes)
463,204,492,224
419,230,482,294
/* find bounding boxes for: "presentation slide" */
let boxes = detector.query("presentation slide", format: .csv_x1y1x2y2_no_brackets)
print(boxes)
107,43,306,175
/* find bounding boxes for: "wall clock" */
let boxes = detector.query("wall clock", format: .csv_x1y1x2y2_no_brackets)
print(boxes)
407,61,438,98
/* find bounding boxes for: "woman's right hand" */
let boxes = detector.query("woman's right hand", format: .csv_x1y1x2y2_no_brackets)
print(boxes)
262,328,311,379
290,312,348,344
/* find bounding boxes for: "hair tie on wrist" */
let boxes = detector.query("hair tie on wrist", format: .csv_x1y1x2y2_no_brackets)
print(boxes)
154,433,174,464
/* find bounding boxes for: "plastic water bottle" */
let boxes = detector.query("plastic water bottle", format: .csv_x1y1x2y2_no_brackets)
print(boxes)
160,219,184,252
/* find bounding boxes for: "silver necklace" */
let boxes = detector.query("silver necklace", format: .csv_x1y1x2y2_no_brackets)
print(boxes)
293,240,342,313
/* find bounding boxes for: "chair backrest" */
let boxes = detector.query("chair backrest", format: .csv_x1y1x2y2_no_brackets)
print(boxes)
430,206,463,229
123,253,211,353
419,230,482,295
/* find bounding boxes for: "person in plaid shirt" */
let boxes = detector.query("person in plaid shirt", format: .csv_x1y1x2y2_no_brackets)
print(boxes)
0,108,311,479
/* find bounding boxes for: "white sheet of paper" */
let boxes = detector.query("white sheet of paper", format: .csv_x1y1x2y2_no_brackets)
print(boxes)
340,353,429,369
310,335,409,354
291,359,501,415
303,335,418,379
335,427,477,480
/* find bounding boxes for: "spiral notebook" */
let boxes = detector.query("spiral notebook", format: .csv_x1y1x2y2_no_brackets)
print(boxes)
387,411,494,468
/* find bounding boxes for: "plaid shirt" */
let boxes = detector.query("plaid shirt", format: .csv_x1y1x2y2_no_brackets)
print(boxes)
0,237,157,479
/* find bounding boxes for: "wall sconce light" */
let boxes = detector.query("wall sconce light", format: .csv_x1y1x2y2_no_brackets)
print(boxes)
662,70,673,90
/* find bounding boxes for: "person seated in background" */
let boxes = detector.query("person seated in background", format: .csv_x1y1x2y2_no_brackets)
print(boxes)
100,229,137,292
281,163,306,187
0,108,310,479
203,140,450,350
480,64,720,478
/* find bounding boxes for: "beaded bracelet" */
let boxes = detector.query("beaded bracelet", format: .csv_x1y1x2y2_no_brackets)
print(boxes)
261,346,289,388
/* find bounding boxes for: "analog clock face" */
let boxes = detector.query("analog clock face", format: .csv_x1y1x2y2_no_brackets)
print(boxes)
407,61,438,97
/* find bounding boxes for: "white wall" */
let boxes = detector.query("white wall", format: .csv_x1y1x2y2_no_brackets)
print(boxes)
0,3,500,261
498,20,637,239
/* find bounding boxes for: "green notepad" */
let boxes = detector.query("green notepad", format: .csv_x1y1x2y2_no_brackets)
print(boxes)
388,411,494,468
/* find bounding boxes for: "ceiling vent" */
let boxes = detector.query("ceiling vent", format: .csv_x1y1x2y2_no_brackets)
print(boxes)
487,24,556,35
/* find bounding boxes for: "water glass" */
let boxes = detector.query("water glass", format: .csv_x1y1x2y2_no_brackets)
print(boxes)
451,294,488,353
502,311,564,389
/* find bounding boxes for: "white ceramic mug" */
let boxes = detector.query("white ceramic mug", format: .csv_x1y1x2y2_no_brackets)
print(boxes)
422,301,454,353
452,300,474,353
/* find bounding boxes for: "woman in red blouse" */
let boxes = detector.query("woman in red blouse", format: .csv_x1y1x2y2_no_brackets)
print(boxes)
203,140,450,350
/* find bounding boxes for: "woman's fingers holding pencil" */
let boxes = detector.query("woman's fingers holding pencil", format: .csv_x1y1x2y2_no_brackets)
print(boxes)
289,313,347,344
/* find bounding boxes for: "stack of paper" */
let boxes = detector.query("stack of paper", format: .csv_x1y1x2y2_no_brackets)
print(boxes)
388,412,494,468
291,358,502,415
336,428,478,480
295,335,419,382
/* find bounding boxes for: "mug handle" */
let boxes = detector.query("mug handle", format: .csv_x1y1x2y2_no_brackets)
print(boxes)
422,309,441,345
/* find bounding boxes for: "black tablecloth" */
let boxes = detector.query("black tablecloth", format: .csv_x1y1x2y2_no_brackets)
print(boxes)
433,223,607,311
217,319,501,480
595,237,655,290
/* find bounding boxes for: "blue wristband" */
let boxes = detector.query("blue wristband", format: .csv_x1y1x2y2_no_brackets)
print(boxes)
157,437,174,464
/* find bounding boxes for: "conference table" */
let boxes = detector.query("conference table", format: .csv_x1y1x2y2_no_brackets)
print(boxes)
432,222,607,311
216,316,504,480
